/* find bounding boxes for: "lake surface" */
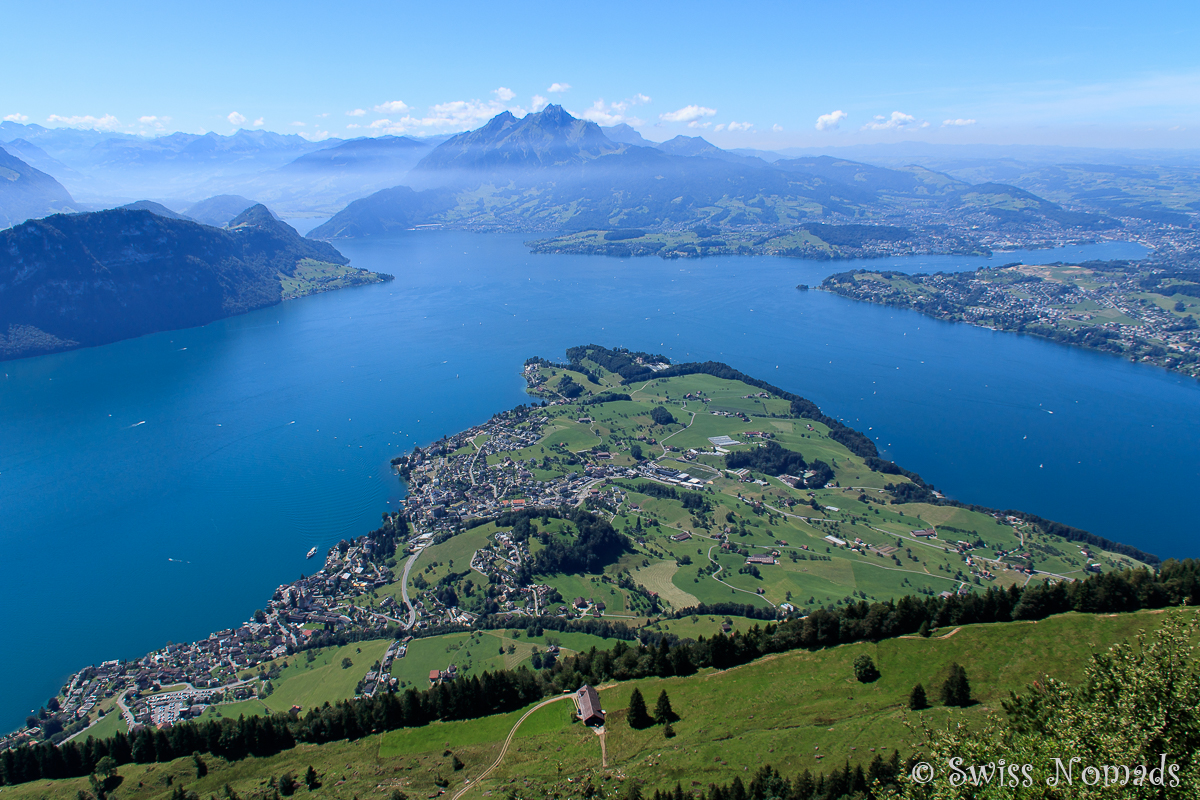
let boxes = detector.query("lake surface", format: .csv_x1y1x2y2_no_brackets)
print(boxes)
2,232,1195,730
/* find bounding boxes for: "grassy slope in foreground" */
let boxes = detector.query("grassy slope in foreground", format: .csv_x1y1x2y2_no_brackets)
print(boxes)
10,609,1192,799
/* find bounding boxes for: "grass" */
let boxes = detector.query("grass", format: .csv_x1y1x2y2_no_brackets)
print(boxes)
260,639,393,713
279,259,388,300
77,710,126,741
388,629,617,689
13,609,1194,800
635,560,700,610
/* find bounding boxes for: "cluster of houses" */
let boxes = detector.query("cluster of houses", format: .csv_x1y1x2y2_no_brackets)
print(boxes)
5,534,410,747
393,407,644,529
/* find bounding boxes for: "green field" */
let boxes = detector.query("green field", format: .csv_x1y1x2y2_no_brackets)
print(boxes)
260,639,393,713
19,609,1194,800
76,709,126,741
388,628,618,688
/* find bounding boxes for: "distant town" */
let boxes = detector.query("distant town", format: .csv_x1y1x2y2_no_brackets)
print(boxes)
822,259,1200,378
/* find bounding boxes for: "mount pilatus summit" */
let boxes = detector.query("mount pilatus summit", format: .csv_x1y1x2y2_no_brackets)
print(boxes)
310,105,1108,238
410,104,623,179
0,204,387,360
0,145,76,229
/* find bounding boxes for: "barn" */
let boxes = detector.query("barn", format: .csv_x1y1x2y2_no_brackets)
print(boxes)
573,684,605,726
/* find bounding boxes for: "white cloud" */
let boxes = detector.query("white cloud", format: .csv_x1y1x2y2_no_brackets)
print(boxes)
290,121,307,127
4,113,29,123
580,100,632,126
346,123,361,129
493,87,516,102
367,96,514,134
578,94,651,127
47,114,122,131
815,110,847,131
547,83,571,93
252,117,264,127
861,111,917,130
316,113,329,118
227,111,246,126
347,108,366,116
772,124,783,132
299,129,331,141
137,115,169,132
726,121,753,132
373,100,409,114
531,95,549,112
943,118,977,126
660,105,717,123
687,120,711,129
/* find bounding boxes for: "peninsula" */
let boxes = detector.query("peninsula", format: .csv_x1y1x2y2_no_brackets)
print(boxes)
3,346,1167,740
822,260,1200,379
3,347,1197,799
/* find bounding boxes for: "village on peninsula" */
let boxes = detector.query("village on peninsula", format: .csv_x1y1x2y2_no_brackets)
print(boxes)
3,346,1146,754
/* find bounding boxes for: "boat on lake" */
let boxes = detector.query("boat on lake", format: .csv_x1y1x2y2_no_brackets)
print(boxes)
306,546,318,559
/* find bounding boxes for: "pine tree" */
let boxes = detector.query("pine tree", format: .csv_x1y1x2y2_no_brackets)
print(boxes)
908,683,928,710
627,687,652,729
304,766,318,790
940,663,971,707
655,689,676,723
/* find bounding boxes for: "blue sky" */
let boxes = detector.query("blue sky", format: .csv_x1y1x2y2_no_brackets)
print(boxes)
5,0,1199,148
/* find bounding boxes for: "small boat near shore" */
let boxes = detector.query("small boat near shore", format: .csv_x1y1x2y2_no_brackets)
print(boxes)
306,546,318,559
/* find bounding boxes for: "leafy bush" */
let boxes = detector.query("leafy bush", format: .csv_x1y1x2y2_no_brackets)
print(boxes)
650,406,675,425
854,654,880,683
725,442,806,476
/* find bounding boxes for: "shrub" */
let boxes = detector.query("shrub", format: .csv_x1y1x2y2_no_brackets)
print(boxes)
854,654,881,683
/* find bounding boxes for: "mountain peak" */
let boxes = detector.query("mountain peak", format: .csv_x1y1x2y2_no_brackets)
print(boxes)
537,104,571,124
228,203,284,231
411,106,622,182
118,200,195,222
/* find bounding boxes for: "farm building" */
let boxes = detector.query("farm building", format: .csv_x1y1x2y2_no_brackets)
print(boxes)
573,684,605,726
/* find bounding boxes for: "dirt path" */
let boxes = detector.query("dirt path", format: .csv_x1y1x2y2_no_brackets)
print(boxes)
899,625,963,640
657,407,696,456
451,694,571,800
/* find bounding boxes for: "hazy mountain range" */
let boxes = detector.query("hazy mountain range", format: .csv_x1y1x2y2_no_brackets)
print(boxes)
4,115,1200,231
0,145,78,228
309,105,1121,238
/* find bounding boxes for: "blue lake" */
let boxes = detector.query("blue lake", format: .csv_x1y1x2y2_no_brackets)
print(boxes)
1,231,1195,730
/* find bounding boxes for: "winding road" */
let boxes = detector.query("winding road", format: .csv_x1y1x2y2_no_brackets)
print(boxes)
398,550,422,629
450,694,572,800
